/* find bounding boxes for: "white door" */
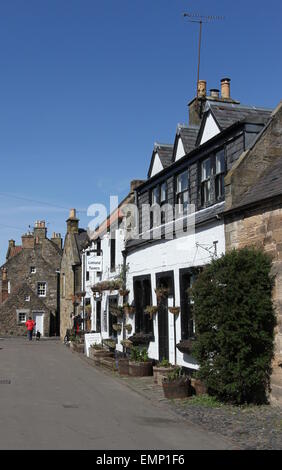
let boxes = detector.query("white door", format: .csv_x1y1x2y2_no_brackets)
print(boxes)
33,312,44,336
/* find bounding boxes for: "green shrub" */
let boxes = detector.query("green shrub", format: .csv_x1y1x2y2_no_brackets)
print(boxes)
191,247,276,405
130,346,150,362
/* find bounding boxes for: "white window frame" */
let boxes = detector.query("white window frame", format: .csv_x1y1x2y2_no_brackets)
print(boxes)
30,267,36,274
24,295,30,302
18,312,27,324
37,282,47,297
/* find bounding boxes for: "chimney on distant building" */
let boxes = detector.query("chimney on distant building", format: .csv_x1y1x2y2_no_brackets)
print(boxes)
130,180,145,192
1,268,9,303
210,89,220,99
221,78,231,100
51,232,63,250
8,240,15,248
22,233,35,249
188,79,207,126
34,220,47,240
67,209,79,234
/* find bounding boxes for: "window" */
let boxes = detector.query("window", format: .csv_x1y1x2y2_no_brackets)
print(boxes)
96,301,101,333
150,186,160,228
110,238,116,272
24,295,30,302
96,238,101,256
37,282,47,297
18,312,26,323
176,170,189,216
86,271,90,281
215,149,225,200
30,267,36,274
201,158,212,204
160,182,168,225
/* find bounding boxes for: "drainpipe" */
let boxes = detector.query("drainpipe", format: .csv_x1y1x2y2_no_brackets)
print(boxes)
122,248,127,356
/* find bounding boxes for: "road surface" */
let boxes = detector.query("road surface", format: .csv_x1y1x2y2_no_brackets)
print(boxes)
0,337,235,450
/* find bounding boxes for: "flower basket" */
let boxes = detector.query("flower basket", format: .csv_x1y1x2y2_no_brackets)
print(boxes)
123,305,135,315
144,306,158,319
121,339,133,349
128,333,154,346
169,307,180,315
109,305,124,317
176,338,196,355
119,289,130,297
112,323,122,333
124,324,132,333
103,338,117,350
155,287,170,301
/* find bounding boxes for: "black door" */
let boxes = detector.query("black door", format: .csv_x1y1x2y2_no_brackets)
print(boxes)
156,274,174,361
108,296,118,337
133,276,153,334
179,269,198,340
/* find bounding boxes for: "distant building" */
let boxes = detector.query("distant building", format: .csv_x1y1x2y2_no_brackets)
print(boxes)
0,221,62,337
60,209,89,339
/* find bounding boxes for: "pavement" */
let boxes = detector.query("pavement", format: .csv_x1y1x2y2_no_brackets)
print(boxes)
0,337,238,450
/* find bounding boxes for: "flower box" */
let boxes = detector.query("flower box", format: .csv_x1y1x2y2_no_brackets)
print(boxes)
153,366,176,386
162,378,190,399
129,361,153,377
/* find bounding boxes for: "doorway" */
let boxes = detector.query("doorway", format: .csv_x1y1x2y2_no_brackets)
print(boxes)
33,312,44,336
156,271,174,361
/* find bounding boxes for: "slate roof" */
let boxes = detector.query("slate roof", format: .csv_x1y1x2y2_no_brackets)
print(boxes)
154,143,174,169
208,101,272,131
177,125,199,155
231,157,282,210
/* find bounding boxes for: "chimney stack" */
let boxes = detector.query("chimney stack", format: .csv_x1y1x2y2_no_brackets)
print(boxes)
197,80,207,98
1,268,9,303
67,209,79,234
34,220,47,240
52,232,63,250
210,89,220,99
8,240,15,248
221,78,231,100
188,79,207,126
22,233,35,249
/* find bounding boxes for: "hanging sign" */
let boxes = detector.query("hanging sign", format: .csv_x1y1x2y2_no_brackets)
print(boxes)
87,254,102,272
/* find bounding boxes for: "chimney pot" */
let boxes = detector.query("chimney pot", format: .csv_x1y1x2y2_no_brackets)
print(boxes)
69,208,77,219
221,78,231,99
210,88,220,99
197,80,207,98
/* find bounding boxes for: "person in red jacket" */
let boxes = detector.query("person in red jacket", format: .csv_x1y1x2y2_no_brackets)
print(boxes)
25,317,35,341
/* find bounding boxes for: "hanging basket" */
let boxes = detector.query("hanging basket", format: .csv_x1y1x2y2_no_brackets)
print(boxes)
144,306,158,320
169,307,180,315
112,323,122,333
109,305,124,317
124,324,132,333
155,287,170,301
119,289,130,297
123,305,135,315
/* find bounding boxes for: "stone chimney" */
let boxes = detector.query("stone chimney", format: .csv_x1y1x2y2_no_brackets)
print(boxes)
67,209,79,234
210,89,220,99
22,233,35,249
221,78,231,100
188,80,207,126
8,240,15,248
52,232,63,250
1,268,9,303
34,220,47,240
130,180,145,192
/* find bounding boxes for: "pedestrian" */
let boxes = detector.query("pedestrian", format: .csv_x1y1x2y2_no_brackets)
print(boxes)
25,317,35,341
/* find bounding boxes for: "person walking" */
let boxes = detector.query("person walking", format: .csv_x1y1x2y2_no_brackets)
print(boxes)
25,317,35,341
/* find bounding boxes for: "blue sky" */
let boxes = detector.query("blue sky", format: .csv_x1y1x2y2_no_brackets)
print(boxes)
0,0,281,263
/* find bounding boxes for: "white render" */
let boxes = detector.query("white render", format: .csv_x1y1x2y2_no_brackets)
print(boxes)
200,111,220,145
175,136,186,161
150,152,164,177
126,212,225,370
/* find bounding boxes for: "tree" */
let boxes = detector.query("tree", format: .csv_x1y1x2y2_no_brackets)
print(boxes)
191,247,276,404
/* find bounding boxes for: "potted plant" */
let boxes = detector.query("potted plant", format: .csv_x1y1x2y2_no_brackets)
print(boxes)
153,358,175,386
103,338,117,351
169,306,180,315
109,305,124,317
144,306,158,320
162,367,190,399
70,335,85,354
121,339,133,349
190,375,207,396
129,347,153,377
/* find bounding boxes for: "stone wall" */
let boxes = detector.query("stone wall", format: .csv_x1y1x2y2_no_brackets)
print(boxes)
225,200,282,404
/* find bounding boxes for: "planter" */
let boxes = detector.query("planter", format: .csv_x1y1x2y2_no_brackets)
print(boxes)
89,348,113,362
121,339,133,349
144,306,158,320
110,306,124,317
162,379,190,399
118,358,130,376
129,361,153,377
128,333,154,346
119,289,130,297
124,324,132,333
153,366,176,386
191,378,207,396
70,342,84,354
112,323,122,333
124,306,135,315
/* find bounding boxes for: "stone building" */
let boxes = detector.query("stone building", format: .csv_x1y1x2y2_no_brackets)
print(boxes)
224,102,282,404
60,209,89,339
0,221,62,337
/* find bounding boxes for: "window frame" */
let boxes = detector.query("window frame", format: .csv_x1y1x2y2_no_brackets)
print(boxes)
37,282,47,298
175,169,189,217
200,147,226,207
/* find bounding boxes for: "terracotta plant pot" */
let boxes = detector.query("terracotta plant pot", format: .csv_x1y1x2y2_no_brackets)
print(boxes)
153,366,175,386
191,378,207,395
118,358,130,376
129,361,153,377
162,379,190,399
